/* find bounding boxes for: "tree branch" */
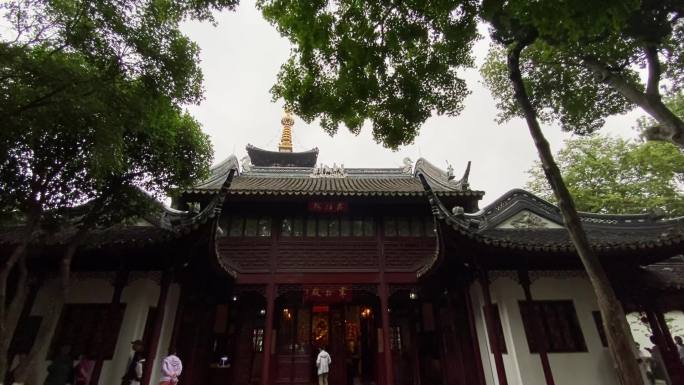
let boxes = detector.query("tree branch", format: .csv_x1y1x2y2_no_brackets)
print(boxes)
644,44,661,97
582,56,684,148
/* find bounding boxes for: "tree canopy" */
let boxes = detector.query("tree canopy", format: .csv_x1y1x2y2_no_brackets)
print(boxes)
526,135,684,217
480,0,684,148
0,0,237,377
258,0,479,149
0,0,239,223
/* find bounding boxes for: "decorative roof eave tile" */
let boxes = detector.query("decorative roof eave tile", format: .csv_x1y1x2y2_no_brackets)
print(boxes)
418,174,684,256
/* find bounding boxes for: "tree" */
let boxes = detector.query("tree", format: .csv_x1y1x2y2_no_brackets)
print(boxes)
0,0,235,377
526,136,684,217
259,0,648,383
258,0,479,149
480,0,684,149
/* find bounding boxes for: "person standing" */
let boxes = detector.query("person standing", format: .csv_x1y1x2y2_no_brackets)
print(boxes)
674,336,684,363
649,335,672,385
74,354,95,385
316,346,331,385
43,345,73,385
122,340,145,385
160,348,183,385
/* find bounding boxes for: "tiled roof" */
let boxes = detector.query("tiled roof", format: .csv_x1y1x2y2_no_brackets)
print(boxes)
184,155,481,197
0,225,174,248
0,169,238,249
246,144,318,167
224,174,480,197
421,176,684,254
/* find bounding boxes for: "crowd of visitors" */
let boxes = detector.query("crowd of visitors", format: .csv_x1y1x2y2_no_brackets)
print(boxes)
42,339,182,385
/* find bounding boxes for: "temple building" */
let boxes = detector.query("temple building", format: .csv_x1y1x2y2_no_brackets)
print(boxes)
3,112,684,385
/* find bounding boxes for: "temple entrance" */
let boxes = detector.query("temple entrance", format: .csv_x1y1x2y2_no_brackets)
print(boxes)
275,294,378,385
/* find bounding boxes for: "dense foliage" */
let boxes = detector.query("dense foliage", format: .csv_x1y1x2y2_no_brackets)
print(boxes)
0,0,240,223
0,0,237,378
527,136,684,217
481,0,684,147
258,0,479,149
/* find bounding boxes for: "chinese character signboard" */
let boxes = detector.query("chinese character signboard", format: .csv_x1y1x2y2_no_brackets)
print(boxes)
303,285,352,303
307,201,349,214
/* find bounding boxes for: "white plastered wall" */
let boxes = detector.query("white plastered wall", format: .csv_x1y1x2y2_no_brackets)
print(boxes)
23,272,180,385
470,272,620,385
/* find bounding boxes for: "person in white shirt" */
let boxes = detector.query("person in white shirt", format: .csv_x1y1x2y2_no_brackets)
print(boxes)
159,348,183,385
316,346,332,385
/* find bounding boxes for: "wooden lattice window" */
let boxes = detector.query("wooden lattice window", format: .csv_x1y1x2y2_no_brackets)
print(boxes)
390,326,402,351
227,216,271,237
50,303,126,359
283,216,375,237
252,328,264,352
384,217,435,237
519,300,587,353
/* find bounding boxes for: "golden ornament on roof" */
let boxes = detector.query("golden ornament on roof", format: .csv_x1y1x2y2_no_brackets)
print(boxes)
278,110,294,153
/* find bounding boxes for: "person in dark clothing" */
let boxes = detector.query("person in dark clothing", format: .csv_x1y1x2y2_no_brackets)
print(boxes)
122,339,145,385
44,345,73,385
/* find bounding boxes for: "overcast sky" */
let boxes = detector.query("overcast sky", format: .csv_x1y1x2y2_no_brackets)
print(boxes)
181,1,643,206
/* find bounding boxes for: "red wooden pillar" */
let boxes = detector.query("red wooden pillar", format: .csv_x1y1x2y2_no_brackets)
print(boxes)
379,282,394,385
141,271,172,385
90,269,129,385
478,269,508,385
260,282,276,385
518,270,554,385
408,303,421,385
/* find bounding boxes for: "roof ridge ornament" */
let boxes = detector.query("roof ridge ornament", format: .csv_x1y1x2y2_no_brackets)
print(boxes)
240,155,252,173
403,157,413,174
279,110,294,153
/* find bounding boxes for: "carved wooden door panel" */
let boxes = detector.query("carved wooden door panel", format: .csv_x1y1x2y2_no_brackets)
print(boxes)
275,305,312,385
329,305,346,385
232,305,262,385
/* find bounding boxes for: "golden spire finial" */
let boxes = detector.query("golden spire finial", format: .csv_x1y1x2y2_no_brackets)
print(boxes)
278,110,294,153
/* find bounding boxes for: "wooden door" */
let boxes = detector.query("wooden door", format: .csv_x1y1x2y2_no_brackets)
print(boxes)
275,305,312,385
329,305,347,385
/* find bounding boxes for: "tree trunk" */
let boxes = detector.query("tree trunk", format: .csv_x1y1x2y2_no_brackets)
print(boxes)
509,43,644,385
582,57,684,148
15,205,99,381
0,213,39,378
12,298,62,384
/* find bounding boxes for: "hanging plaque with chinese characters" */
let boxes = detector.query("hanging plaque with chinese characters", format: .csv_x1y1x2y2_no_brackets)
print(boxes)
303,285,352,303
307,201,349,214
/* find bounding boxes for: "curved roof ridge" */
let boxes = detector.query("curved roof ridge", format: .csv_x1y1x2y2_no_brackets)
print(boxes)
470,188,684,229
191,155,240,190
417,175,684,263
414,157,471,191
